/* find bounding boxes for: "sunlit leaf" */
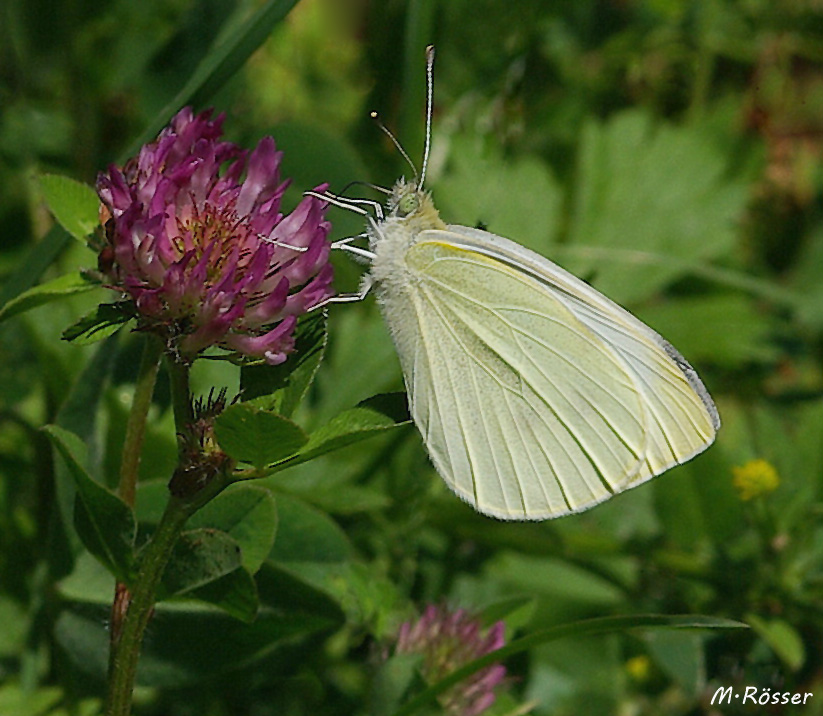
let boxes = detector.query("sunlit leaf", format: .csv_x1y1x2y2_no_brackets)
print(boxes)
0,272,100,324
214,404,308,468
38,174,100,241
567,109,748,303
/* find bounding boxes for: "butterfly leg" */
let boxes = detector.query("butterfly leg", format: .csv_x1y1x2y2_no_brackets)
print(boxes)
309,274,374,310
258,235,308,251
331,234,376,262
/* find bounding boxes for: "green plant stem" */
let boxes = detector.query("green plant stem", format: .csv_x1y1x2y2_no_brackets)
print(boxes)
104,496,191,716
108,335,163,684
166,354,195,443
105,352,227,716
118,336,163,506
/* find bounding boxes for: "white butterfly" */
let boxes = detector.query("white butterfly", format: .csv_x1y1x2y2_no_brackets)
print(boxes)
311,47,719,520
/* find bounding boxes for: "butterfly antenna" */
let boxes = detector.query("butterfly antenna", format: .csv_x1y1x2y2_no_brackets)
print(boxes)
371,111,418,182
339,179,392,196
419,45,435,187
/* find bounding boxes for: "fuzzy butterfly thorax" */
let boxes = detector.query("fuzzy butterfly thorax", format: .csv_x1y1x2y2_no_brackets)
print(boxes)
369,179,446,289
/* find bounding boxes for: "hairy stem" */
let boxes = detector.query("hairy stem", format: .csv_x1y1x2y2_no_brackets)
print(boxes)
104,352,226,716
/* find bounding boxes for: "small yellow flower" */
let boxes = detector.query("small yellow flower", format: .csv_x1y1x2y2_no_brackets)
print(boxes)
732,459,780,501
625,655,651,682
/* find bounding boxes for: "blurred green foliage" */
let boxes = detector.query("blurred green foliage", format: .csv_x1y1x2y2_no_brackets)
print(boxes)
3,0,823,714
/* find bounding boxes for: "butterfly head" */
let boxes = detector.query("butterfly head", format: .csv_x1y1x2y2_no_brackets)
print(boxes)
387,178,445,232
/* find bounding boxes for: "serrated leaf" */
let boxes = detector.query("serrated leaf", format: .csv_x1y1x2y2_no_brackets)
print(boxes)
435,131,562,252
187,484,277,573
637,294,777,367
62,301,135,344
0,272,99,324
39,174,100,241
567,109,747,304
269,393,410,473
241,310,327,416
214,404,308,468
43,425,135,580
159,528,243,598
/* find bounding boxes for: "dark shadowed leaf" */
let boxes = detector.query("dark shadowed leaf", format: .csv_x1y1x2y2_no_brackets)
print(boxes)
187,484,277,573
62,301,135,344
240,310,327,416
43,425,135,580
160,528,243,598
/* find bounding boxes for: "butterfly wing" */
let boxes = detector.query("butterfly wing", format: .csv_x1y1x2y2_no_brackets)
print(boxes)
376,226,717,520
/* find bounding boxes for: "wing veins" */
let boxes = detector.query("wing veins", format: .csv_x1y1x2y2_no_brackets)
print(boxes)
422,284,638,502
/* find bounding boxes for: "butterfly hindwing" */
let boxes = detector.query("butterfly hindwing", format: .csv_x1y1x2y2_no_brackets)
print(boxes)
381,236,666,519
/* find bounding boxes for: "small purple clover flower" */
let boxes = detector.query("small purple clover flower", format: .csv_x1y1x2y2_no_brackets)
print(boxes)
395,605,507,716
97,107,333,365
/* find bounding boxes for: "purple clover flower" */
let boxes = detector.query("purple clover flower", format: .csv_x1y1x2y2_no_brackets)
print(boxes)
97,107,333,365
396,605,507,716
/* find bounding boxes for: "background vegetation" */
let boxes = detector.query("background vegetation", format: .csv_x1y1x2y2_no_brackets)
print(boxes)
2,0,823,713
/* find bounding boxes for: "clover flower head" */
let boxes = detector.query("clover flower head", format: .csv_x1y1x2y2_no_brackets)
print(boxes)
97,107,333,365
395,605,507,716
732,458,780,501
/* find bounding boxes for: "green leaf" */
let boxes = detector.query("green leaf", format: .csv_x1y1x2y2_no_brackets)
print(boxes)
0,272,99,324
44,425,135,580
477,595,537,632
241,310,327,416
371,653,424,716
392,614,747,716
269,393,410,473
636,294,778,367
56,552,115,605
62,301,135,344
160,528,243,598
191,567,259,623
269,494,352,564
39,174,100,241
645,630,705,698
214,404,308,468
0,597,27,658
187,484,277,573
746,614,805,671
49,336,121,574
567,109,748,304
0,684,63,716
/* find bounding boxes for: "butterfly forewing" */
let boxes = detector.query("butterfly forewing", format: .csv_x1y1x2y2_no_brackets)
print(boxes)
428,225,719,483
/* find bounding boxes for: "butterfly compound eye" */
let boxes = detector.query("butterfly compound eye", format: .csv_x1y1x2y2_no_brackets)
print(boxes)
397,192,420,217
